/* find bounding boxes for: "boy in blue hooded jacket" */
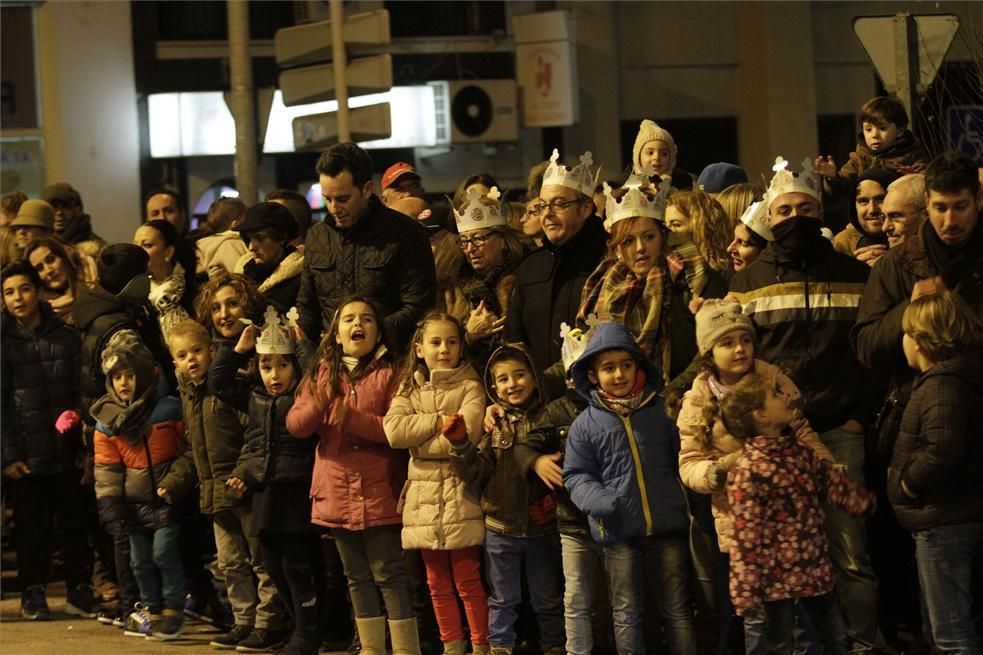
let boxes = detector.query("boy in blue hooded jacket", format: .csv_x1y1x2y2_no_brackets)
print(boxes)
563,322,695,655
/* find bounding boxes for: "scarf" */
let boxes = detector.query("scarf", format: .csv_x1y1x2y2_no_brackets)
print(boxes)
597,369,648,416
43,288,76,325
923,221,983,291
579,243,707,383
90,378,158,445
148,261,190,342
706,374,732,401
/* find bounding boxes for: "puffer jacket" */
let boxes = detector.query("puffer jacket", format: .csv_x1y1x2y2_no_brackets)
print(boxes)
564,323,688,544
288,350,406,531
94,393,196,530
824,130,929,197
676,359,834,553
1,306,82,475
729,236,871,433
178,374,248,515
887,351,983,531
450,344,556,537
296,195,436,347
385,363,486,550
209,344,315,488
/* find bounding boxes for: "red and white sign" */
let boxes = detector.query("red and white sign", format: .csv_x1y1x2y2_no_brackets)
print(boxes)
514,11,578,128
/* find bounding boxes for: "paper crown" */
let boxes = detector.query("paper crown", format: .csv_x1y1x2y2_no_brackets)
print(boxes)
560,314,598,372
740,200,773,241
242,305,299,354
765,156,821,208
602,166,672,232
542,148,596,197
453,186,506,234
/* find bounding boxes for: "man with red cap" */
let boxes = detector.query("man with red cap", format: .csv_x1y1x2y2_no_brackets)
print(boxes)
380,162,425,207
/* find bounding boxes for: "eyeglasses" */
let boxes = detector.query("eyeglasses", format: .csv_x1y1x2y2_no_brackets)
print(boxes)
456,231,498,249
527,198,582,216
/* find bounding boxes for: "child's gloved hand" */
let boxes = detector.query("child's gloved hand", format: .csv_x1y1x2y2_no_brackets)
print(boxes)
55,409,81,434
441,414,468,444
706,465,728,491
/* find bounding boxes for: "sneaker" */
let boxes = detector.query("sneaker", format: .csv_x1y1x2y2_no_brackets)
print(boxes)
123,603,153,637
147,607,185,641
210,624,254,649
185,591,235,629
20,585,51,621
236,628,290,653
488,648,513,655
94,580,119,602
65,584,101,618
96,603,121,625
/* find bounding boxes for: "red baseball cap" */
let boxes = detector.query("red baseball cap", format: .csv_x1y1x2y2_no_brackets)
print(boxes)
382,162,420,191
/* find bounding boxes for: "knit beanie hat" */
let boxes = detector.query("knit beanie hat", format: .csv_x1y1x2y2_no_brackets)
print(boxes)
101,330,157,398
632,119,677,173
695,298,754,355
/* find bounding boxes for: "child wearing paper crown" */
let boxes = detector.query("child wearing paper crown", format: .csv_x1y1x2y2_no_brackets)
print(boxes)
676,298,835,654
211,305,319,655
91,330,196,641
564,322,696,655
384,312,490,655
719,373,876,655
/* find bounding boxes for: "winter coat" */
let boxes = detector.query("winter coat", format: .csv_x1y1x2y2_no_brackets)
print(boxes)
832,168,897,258
507,215,608,371
296,195,436,347
209,344,315,489
178,374,248,515
728,434,875,615
198,230,247,279
729,237,871,433
676,359,835,553
453,269,519,367
887,351,983,531
93,394,196,530
516,389,590,537
385,363,486,550
1,306,82,475
563,323,688,545
288,352,406,531
824,131,929,197
235,248,304,316
450,344,556,538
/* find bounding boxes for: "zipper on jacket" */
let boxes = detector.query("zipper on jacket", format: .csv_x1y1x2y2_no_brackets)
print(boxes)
620,400,655,536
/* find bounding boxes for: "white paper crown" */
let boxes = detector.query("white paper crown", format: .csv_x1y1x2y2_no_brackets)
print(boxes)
765,156,821,209
453,186,506,234
242,305,298,354
560,314,599,372
602,166,671,232
542,148,595,197
740,200,773,241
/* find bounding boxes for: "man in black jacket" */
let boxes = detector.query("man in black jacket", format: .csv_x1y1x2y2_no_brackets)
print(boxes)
506,149,607,371
729,157,883,654
297,143,436,348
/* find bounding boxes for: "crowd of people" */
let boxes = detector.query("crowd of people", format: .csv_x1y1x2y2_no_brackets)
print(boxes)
2,93,982,655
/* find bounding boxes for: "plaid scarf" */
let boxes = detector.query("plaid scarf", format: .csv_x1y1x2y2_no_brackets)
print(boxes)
579,243,708,383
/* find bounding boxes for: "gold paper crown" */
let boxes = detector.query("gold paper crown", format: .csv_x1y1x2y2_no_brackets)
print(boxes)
740,200,773,241
243,305,299,355
453,186,506,234
765,156,821,209
542,148,595,197
560,314,598,372
602,166,671,232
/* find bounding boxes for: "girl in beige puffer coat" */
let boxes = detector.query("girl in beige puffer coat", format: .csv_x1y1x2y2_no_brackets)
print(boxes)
385,313,489,655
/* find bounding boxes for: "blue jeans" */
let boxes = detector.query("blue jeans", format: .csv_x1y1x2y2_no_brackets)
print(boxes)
129,522,186,610
484,530,564,650
913,522,983,655
637,533,697,655
561,534,644,655
819,427,882,651
763,594,847,655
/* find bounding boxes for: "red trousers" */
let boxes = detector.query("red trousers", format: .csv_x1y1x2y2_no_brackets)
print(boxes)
421,546,490,644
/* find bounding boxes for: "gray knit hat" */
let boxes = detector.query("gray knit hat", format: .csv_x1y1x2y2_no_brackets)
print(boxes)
632,119,677,173
695,299,754,355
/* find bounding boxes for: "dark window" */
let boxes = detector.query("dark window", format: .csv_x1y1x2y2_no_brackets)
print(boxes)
384,1,506,38
620,117,739,178
155,1,295,40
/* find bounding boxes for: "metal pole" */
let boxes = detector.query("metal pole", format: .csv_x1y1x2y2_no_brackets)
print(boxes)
330,0,350,142
892,13,919,134
228,0,257,203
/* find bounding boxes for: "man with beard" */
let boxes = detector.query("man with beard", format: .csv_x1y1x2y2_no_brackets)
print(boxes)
729,156,883,654
832,168,899,267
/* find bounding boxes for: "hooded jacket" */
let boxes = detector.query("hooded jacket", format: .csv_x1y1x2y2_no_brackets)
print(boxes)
729,236,871,433
563,323,688,544
887,351,983,531
825,130,929,197
198,230,247,279
506,214,608,371
450,343,557,537
832,168,899,257
234,248,304,316
1,305,82,475
385,361,486,550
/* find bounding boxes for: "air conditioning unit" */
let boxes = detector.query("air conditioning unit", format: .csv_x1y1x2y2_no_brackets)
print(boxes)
429,80,518,144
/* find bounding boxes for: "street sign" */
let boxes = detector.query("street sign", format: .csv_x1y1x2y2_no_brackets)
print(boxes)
280,54,393,106
292,103,392,150
274,9,390,68
947,106,983,163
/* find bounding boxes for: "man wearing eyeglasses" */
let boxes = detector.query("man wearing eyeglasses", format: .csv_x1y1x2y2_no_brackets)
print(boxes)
506,152,607,371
